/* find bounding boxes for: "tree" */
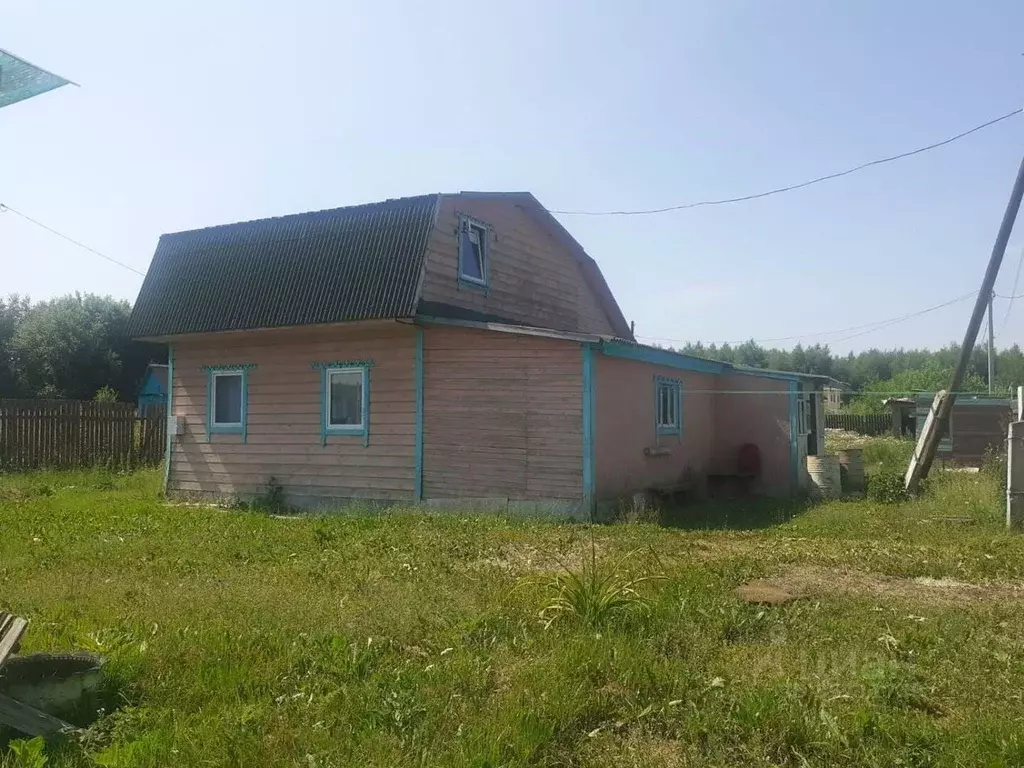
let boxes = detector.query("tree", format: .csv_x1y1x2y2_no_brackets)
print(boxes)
0,295,30,397
7,294,163,401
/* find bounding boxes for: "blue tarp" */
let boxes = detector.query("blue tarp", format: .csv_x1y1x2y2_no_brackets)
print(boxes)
0,49,70,109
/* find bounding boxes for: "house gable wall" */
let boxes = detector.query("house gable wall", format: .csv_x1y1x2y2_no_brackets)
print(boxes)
420,196,618,336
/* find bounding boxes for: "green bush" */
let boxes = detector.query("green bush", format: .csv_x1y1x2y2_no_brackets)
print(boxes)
862,438,915,475
866,470,908,504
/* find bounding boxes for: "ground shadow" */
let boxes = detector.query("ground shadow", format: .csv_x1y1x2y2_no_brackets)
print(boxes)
658,495,816,531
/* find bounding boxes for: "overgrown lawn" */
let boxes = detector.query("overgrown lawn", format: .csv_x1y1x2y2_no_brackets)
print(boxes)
1,465,1023,767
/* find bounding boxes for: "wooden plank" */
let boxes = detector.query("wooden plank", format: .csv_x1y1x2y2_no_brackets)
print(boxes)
0,692,74,737
0,615,27,668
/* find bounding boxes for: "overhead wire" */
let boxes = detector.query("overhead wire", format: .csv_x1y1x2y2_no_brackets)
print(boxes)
0,202,146,277
549,108,1023,216
635,290,980,346
998,245,1024,336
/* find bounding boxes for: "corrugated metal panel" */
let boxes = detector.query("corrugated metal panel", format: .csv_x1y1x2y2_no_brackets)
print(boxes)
127,195,439,338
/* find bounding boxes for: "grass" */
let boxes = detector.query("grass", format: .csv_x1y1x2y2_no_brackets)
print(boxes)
1,457,1023,766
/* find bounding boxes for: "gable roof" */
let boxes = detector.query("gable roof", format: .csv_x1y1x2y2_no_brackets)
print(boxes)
126,191,633,340
126,195,439,338
456,192,633,340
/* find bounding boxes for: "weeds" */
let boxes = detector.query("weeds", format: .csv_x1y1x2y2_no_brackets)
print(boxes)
524,538,665,629
866,470,909,504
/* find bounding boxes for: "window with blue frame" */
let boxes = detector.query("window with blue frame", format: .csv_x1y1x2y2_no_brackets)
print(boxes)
205,367,251,436
655,377,681,436
458,216,489,289
323,365,369,437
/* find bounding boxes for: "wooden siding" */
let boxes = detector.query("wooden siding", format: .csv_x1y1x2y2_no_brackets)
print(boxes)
421,196,617,335
712,373,793,496
422,326,583,502
593,355,717,500
169,324,416,505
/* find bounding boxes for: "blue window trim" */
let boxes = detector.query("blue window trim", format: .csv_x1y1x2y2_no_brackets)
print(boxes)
654,376,682,437
317,362,371,446
204,365,253,441
457,214,491,295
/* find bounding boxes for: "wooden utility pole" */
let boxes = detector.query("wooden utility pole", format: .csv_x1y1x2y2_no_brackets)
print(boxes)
906,151,1024,492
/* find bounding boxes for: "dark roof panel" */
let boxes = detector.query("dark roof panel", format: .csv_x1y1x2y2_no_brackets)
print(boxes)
126,195,439,337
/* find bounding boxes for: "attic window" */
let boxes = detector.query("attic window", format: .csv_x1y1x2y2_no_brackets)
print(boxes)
458,217,489,288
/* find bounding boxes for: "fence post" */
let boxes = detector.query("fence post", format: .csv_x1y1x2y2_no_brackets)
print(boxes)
1009,421,1024,531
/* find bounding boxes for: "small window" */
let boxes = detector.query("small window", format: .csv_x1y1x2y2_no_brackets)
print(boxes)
324,366,367,435
206,368,249,437
655,378,681,436
459,218,488,286
328,368,363,428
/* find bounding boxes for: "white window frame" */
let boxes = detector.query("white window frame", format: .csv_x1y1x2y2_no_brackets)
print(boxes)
458,216,489,288
324,365,368,436
210,371,244,429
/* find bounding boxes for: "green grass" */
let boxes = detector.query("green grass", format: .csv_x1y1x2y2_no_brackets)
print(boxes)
1,461,1023,767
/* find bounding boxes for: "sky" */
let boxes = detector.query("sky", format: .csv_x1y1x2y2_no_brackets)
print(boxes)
3,1,1024,355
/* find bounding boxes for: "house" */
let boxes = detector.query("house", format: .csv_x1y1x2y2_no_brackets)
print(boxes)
821,378,848,413
912,393,1012,465
137,363,169,415
127,192,824,516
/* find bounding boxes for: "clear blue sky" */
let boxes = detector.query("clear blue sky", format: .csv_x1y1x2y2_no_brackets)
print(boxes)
4,1,1024,354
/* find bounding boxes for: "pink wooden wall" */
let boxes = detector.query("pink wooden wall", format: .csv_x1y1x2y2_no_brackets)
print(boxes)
422,325,583,507
712,373,793,496
169,323,417,507
421,196,617,335
593,355,717,500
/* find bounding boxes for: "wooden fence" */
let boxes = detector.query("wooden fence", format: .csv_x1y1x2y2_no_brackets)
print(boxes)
0,400,166,471
824,412,893,436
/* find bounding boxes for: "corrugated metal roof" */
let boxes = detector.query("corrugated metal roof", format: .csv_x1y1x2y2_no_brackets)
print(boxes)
126,195,440,338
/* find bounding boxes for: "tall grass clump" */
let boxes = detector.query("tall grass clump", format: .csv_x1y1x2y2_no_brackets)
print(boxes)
524,540,665,629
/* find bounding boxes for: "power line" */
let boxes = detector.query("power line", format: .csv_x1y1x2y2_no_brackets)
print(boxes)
550,108,1023,216
0,203,146,277
999,245,1024,336
636,290,979,346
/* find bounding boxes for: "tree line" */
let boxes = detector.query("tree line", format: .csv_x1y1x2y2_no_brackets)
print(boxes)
3,292,1021,410
0,294,164,402
675,340,1024,412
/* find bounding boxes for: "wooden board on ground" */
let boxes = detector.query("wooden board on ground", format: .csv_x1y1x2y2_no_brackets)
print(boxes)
0,693,74,737
0,613,27,668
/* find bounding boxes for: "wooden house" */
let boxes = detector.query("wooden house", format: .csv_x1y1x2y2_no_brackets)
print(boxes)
127,192,820,516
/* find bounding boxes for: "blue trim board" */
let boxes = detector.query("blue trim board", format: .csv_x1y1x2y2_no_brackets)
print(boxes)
415,328,424,502
600,341,726,375
163,345,174,495
788,381,799,493
582,344,595,515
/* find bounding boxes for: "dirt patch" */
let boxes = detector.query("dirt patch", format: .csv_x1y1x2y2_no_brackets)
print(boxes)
761,565,1024,606
469,542,610,575
734,581,803,605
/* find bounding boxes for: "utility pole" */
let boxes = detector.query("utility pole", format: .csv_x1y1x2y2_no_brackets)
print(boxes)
988,291,995,394
906,150,1024,492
